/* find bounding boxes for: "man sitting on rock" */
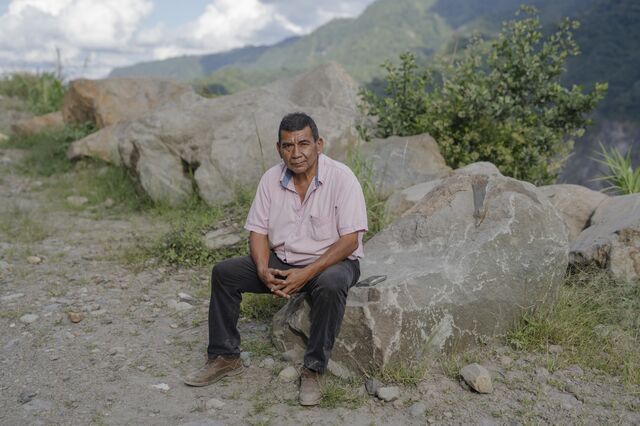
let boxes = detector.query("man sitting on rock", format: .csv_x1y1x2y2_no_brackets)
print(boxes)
184,112,368,406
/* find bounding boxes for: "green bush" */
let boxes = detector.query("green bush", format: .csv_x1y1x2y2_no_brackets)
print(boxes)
5,123,96,176
360,7,607,185
0,72,66,115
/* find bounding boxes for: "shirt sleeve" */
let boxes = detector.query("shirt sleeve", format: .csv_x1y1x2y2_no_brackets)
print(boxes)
336,173,368,236
244,173,271,235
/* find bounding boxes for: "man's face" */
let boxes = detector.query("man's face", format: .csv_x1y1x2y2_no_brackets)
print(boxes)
277,126,324,176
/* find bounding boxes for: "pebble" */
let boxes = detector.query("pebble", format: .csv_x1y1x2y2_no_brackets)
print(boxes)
281,348,303,363
18,390,37,404
392,399,403,409
535,367,549,378
152,383,170,391
460,363,493,394
102,198,115,208
20,314,39,324
376,386,400,402
0,132,8,142
549,344,563,354
67,312,83,323
0,260,10,271
499,355,513,367
109,347,125,356
278,366,299,382
410,402,427,417
365,377,383,396
259,357,275,368
27,256,42,265
240,351,251,367
178,292,195,302
66,195,89,207
206,398,226,410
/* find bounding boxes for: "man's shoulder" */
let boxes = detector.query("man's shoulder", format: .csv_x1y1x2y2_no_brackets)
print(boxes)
261,162,285,182
321,154,358,183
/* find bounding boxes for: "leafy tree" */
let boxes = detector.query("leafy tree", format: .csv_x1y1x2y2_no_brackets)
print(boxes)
360,7,607,185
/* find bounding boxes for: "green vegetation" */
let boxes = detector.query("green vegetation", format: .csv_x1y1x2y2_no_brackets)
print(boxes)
240,294,286,321
360,7,607,185
0,203,49,243
379,361,429,385
595,144,640,194
320,376,366,408
507,268,640,385
346,148,388,240
0,72,66,115
5,123,96,176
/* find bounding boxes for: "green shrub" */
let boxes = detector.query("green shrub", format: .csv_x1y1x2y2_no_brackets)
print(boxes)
6,123,96,176
360,7,607,185
594,144,640,194
0,72,66,115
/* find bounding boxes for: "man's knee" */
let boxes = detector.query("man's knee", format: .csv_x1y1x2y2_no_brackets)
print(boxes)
314,269,350,299
211,258,236,287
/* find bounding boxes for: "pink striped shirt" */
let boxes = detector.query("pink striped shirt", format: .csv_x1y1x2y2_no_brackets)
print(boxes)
244,154,368,266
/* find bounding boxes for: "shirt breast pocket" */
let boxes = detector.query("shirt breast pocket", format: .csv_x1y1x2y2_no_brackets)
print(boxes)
309,215,334,241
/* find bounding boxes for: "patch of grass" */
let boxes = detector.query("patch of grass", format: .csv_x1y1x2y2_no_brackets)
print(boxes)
240,294,286,321
144,189,253,267
507,268,640,385
439,350,483,379
345,147,388,241
594,143,640,194
5,123,96,176
380,361,430,386
0,203,50,243
0,72,66,115
241,336,277,357
320,376,366,409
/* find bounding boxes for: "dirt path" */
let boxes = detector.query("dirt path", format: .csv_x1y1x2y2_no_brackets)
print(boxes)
1,147,639,426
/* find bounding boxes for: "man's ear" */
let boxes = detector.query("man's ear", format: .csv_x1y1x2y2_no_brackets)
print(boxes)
317,137,325,153
276,142,283,159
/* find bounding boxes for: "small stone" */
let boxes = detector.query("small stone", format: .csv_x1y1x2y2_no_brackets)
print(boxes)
0,260,11,271
167,300,193,312
18,390,37,404
535,367,549,378
499,355,513,367
278,366,299,382
365,377,383,396
27,256,42,265
460,363,493,394
102,198,114,208
202,228,243,250
376,386,400,402
410,402,427,417
444,411,453,419
109,347,125,356
20,314,39,324
178,292,195,302
549,345,563,354
66,195,88,207
152,383,170,391
67,312,83,323
0,132,9,142
1,293,24,302
240,351,251,367
206,398,226,410
259,357,275,368
392,400,403,409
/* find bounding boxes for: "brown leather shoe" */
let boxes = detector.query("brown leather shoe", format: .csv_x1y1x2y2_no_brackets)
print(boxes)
183,356,245,387
299,367,322,406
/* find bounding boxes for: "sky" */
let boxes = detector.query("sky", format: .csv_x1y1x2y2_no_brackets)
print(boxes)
0,0,376,78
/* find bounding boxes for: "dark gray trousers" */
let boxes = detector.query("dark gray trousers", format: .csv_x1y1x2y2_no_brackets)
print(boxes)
207,252,360,373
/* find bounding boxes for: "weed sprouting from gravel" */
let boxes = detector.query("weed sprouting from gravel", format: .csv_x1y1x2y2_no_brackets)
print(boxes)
320,376,366,409
240,294,286,321
507,268,640,385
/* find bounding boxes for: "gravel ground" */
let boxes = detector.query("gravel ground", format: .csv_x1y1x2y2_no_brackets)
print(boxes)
1,146,639,426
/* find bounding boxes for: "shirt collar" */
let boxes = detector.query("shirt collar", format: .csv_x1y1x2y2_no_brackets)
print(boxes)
279,154,325,189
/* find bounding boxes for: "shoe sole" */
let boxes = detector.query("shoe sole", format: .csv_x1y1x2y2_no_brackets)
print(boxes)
183,365,246,387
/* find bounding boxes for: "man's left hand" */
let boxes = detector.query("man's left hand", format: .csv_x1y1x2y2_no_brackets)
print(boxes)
272,267,313,296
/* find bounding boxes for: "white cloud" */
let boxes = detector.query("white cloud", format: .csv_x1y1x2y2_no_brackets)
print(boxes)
0,0,375,79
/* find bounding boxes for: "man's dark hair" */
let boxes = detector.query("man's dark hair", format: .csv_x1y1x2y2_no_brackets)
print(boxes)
278,112,319,142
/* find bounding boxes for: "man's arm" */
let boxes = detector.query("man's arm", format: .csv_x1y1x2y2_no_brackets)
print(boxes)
271,231,359,296
249,231,288,297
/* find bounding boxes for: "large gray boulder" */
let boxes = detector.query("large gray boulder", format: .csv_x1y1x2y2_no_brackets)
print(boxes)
273,167,569,373
360,133,450,196
70,62,360,205
537,184,609,243
63,78,193,128
385,162,500,219
570,193,640,281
